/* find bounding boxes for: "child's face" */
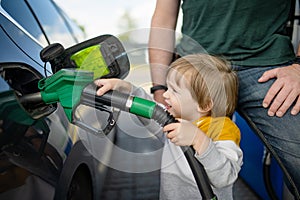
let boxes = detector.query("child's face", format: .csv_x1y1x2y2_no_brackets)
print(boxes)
163,69,200,121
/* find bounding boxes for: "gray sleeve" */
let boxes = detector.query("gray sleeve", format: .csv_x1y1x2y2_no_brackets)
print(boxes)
195,140,243,188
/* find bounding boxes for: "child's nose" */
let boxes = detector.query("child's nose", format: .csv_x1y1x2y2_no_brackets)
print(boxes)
162,90,168,98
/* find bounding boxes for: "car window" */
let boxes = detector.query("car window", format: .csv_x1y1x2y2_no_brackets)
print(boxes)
1,0,48,46
27,0,75,47
1,0,77,47
54,4,85,43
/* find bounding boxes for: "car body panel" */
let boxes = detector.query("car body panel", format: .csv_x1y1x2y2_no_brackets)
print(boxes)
0,0,116,199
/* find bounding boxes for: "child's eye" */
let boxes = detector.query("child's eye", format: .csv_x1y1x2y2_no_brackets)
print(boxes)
168,87,176,93
167,87,174,92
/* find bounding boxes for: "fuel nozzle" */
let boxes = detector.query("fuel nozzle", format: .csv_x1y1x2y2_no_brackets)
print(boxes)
81,85,177,126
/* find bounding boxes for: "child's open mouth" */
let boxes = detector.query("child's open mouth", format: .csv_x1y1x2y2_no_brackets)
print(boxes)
165,102,172,110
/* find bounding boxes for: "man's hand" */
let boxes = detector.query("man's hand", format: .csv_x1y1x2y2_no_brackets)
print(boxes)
258,64,300,117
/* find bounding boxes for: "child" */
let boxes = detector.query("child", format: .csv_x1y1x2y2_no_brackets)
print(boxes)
95,54,243,200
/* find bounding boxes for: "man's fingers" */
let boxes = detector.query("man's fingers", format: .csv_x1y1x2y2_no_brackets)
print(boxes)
258,68,278,83
291,97,300,115
262,80,284,109
274,90,296,117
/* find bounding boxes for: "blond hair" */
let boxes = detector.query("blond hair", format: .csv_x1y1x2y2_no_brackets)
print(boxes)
168,54,238,117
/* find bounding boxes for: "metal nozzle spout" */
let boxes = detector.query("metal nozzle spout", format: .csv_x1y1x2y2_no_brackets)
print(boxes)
19,92,43,105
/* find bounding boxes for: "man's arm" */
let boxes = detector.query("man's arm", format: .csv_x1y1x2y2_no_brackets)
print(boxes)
148,0,180,105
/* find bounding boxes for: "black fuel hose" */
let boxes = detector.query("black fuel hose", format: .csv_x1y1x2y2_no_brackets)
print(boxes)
263,149,279,200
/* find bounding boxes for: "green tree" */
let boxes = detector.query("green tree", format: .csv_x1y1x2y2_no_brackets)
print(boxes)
118,10,137,41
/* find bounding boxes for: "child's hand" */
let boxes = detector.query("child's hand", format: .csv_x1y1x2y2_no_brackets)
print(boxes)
94,78,131,96
163,119,198,146
163,119,210,155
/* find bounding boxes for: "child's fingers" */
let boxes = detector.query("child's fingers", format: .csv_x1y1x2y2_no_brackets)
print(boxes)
96,84,111,96
163,122,179,132
176,118,182,122
170,137,177,143
163,123,179,142
94,78,103,86
94,79,113,96
166,131,175,139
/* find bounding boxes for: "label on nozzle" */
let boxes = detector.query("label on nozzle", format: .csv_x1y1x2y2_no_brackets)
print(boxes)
129,97,156,119
70,44,110,79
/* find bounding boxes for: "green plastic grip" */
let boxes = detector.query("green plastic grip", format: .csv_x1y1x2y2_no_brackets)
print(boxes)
130,97,156,118
38,69,94,121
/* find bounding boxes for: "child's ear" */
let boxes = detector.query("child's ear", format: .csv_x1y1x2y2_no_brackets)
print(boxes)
197,100,213,113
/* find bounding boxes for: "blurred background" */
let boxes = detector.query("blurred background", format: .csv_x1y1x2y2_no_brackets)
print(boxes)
54,0,158,39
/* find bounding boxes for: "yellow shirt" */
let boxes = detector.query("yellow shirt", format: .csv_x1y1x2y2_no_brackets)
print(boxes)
194,116,241,146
